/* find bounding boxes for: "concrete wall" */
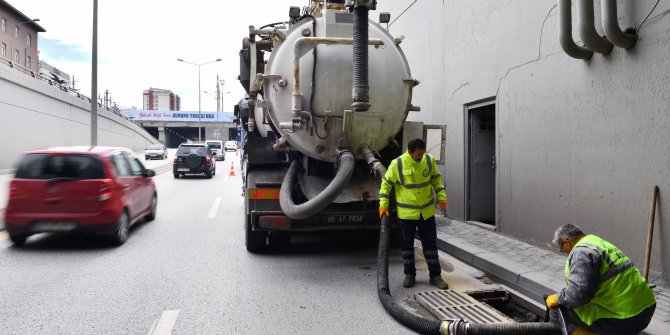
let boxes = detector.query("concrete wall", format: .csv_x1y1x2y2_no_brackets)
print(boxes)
0,63,158,171
378,0,670,286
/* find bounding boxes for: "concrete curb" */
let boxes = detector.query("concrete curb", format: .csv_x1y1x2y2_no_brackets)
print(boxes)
435,233,559,304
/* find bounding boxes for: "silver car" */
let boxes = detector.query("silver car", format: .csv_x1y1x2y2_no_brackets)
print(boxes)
145,144,167,160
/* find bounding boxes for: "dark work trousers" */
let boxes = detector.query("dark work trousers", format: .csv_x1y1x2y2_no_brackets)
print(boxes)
399,215,441,278
550,303,656,335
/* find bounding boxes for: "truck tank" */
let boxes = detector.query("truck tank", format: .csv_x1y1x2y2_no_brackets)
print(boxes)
238,0,420,251
258,6,415,163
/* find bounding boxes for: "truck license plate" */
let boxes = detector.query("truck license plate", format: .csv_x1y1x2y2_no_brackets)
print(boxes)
324,215,365,224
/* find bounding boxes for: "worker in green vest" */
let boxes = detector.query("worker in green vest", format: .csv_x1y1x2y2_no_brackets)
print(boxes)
379,138,448,289
546,224,656,335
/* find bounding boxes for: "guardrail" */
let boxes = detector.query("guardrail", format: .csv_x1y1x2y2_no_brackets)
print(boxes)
0,55,127,119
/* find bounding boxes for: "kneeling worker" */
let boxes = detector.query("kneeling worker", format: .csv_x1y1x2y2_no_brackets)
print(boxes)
379,138,448,289
546,224,656,334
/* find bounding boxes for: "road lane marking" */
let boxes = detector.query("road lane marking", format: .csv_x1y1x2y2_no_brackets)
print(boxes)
147,310,179,335
0,231,8,241
207,197,222,219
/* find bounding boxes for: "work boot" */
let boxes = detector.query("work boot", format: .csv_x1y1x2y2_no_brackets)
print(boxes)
402,275,415,288
430,276,449,289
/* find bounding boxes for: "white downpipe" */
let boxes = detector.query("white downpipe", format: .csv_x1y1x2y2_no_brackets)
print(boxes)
577,0,613,54
601,0,636,49
558,0,593,60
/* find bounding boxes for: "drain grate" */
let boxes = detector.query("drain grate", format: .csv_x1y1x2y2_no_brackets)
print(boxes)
415,290,514,324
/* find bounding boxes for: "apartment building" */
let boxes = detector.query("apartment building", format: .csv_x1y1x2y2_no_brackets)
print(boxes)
0,0,45,72
143,88,181,111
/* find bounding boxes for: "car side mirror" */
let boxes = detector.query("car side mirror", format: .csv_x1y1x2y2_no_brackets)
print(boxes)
144,169,156,178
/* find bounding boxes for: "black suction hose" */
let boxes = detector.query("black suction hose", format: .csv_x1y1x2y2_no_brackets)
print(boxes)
378,215,445,334
279,151,356,220
352,5,370,112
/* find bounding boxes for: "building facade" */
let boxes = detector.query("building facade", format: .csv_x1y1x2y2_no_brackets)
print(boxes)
143,87,180,111
0,1,45,72
379,0,670,286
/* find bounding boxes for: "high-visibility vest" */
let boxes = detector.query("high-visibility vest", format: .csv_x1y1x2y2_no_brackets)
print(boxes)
379,151,447,220
565,235,656,326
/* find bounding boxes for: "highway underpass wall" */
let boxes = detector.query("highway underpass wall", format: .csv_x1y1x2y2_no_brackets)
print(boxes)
0,63,157,172
379,0,670,286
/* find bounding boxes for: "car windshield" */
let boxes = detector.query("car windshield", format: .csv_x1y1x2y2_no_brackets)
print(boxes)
177,146,207,155
15,153,106,179
206,142,222,149
147,144,163,150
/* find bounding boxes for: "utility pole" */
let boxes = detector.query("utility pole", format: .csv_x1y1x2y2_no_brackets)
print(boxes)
104,89,110,108
216,75,220,112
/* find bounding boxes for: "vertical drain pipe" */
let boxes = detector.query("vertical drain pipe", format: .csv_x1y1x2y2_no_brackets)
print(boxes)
352,0,372,112
558,0,593,60
601,0,636,49
577,0,613,54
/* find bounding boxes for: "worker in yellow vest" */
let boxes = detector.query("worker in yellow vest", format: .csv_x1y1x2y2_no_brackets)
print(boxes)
379,138,448,289
546,224,656,335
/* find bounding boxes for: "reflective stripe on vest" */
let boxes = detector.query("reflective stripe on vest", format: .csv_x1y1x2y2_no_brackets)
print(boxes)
426,154,433,177
397,199,434,210
396,157,405,185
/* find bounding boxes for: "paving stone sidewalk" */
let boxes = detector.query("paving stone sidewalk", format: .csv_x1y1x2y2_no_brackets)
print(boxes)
435,217,670,332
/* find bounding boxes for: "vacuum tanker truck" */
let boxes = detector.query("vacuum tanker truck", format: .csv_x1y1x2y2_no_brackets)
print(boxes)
236,0,443,252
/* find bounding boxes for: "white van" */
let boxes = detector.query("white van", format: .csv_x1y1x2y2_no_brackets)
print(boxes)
205,140,225,160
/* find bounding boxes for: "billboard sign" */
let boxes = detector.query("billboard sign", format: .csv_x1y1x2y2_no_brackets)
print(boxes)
121,110,234,123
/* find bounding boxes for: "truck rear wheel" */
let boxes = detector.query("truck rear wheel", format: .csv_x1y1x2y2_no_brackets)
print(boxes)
245,214,267,252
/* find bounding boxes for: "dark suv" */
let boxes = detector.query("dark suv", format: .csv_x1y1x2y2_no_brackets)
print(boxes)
173,143,216,179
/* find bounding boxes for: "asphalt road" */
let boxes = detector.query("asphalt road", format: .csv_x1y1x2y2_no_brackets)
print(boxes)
0,150,438,335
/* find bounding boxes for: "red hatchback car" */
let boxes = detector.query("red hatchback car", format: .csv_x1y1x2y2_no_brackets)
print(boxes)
4,146,157,246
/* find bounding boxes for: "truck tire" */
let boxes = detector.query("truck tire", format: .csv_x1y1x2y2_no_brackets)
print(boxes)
245,214,267,252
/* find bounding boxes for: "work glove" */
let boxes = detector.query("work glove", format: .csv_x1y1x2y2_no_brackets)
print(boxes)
379,207,390,219
545,293,559,311
439,200,447,212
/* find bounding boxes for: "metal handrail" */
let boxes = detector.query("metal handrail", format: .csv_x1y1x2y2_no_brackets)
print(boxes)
0,55,127,119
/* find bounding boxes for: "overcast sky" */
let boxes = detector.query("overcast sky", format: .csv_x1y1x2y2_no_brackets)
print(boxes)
15,0,312,112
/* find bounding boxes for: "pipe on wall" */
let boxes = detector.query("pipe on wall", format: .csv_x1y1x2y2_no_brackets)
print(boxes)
576,0,613,54
601,0,636,49
558,0,594,60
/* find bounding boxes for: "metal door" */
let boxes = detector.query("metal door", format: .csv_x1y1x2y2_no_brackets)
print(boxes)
468,106,495,223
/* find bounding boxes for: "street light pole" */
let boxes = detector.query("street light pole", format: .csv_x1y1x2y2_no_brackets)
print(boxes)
177,58,221,142
198,65,201,141
90,0,98,146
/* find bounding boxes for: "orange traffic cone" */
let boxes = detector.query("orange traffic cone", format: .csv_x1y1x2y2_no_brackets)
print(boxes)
229,162,235,176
